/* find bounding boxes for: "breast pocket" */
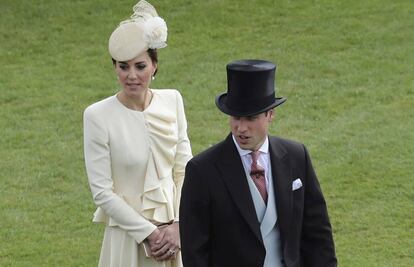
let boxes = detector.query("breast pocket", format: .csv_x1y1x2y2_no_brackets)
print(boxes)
291,178,304,220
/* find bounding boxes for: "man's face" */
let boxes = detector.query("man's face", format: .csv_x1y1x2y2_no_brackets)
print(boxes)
230,110,274,151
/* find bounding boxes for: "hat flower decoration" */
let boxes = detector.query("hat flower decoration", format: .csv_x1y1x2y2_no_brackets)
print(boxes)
143,16,167,49
123,0,168,49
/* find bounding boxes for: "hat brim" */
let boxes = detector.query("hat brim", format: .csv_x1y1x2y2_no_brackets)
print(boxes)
215,92,286,117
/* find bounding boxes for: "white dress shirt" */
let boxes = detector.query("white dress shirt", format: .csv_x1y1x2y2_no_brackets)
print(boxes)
232,135,271,190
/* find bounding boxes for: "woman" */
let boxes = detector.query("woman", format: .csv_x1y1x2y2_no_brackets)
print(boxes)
83,1,192,266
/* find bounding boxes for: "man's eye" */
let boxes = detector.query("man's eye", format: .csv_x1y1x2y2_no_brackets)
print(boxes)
248,116,258,121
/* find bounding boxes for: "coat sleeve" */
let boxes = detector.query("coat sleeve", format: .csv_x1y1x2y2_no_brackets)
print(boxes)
172,90,192,221
301,145,337,266
180,159,211,267
83,106,157,244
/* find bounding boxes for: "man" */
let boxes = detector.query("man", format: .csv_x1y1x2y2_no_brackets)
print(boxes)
179,59,337,267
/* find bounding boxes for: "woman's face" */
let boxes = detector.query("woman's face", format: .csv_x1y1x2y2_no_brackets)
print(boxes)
115,51,157,97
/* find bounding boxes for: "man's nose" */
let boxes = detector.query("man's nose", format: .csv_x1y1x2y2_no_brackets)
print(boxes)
237,120,248,133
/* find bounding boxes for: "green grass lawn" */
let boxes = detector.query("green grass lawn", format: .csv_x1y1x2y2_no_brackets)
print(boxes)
1,0,413,266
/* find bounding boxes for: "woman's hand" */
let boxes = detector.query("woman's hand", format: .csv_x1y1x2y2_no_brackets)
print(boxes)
146,227,161,248
149,222,180,261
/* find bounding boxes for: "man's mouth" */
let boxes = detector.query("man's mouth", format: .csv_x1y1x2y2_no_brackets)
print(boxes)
238,135,250,143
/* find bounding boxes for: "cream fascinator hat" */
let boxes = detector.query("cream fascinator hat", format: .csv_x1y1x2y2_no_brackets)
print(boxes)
108,0,168,61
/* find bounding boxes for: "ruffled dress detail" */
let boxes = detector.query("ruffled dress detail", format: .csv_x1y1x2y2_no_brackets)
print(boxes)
140,95,178,223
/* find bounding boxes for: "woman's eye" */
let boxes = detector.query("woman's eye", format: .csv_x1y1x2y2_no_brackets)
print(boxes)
119,64,128,70
136,64,146,70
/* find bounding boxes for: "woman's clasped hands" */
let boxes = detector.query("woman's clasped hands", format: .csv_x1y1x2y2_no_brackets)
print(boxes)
146,222,180,261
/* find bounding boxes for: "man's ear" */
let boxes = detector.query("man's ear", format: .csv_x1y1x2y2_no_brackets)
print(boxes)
267,109,275,122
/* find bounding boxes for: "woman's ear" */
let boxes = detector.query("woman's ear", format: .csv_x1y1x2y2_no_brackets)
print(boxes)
153,63,158,77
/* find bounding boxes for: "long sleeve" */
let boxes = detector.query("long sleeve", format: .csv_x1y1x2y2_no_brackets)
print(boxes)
180,159,211,267
301,145,337,266
83,106,156,244
172,91,192,221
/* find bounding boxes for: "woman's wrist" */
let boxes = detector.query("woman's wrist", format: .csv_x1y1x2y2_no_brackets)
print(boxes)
146,228,161,242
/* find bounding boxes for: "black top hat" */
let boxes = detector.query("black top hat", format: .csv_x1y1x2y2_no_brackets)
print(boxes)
215,59,286,116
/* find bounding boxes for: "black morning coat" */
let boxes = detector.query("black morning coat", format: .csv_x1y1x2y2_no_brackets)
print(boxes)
180,134,337,267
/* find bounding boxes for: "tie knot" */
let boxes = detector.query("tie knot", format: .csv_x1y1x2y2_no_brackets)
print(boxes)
250,151,260,163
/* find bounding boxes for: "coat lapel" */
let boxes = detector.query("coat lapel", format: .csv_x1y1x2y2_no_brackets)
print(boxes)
269,137,292,246
216,134,263,243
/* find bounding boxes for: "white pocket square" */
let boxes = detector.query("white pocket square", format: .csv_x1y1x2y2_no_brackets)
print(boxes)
292,178,302,191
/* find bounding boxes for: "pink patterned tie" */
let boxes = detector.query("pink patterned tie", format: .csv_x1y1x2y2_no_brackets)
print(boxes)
250,151,268,204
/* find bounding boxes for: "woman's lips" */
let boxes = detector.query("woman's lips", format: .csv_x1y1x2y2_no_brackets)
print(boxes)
126,83,141,89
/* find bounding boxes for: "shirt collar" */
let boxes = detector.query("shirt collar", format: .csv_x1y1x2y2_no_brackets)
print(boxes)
232,134,269,157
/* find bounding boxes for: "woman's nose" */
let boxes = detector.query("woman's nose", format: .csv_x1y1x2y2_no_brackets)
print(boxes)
127,69,138,79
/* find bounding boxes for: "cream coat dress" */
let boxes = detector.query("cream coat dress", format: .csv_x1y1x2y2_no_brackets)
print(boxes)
83,89,192,267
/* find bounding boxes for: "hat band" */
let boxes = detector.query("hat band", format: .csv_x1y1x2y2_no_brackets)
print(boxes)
226,93,275,114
